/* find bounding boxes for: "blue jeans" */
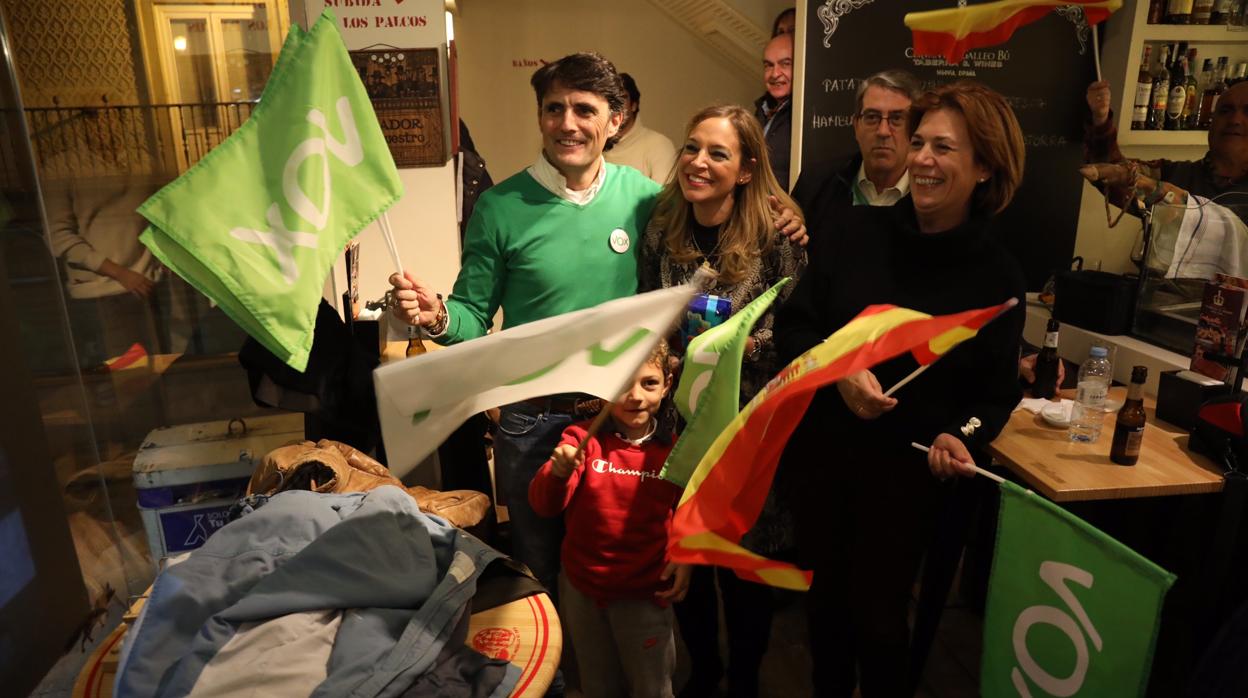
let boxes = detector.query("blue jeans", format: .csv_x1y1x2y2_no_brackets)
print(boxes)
495,401,574,598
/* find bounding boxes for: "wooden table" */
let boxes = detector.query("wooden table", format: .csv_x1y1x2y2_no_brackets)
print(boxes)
986,387,1225,502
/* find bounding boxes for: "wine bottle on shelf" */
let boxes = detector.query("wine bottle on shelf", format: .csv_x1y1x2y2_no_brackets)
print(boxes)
1182,49,1200,129
1110,366,1148,466
1149,44,1172,130
1193,0,1214,23
1210,0,1233,23
1032,319,1061,400
1165,53,1188,130
1133,45,1154,129
1166,0,1194,23
1192,58,1215,128
1150,0,1167,22
1235,62,1248,82
1198,57,1228,130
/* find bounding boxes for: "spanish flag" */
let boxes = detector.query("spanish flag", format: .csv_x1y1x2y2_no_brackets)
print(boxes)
667,299,1017,591
905,0,1121,65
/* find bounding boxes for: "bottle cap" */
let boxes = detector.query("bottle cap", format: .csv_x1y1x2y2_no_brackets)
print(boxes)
1131,365,1148,382
1090,346,1108,357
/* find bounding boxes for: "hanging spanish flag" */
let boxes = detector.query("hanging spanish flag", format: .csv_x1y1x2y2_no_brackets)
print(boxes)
904,0,1121,65
668,299,1017,591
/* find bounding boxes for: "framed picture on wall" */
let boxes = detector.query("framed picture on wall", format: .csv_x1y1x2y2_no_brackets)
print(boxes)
350,46,446,168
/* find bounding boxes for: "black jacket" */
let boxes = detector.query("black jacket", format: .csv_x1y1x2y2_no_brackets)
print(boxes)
755,94,792,191
775,199,1026,458
791,151,863,238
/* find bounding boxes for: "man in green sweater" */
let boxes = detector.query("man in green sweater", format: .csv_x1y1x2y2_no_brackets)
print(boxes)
390,53,658,603
390,53,806,602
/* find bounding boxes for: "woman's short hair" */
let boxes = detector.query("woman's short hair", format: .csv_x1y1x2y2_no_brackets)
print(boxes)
910,81,1025,215
529,52,628,115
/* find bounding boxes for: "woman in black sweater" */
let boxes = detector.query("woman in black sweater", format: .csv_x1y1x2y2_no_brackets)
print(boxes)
774,81,1027,697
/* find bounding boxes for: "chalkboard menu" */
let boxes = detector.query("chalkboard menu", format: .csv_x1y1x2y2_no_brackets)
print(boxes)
799,0,1099,289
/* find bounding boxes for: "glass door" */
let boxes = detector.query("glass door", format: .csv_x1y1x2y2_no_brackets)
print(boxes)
150,3,279,170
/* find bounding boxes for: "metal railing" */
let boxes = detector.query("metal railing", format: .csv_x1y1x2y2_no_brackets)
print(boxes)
8,101,258,183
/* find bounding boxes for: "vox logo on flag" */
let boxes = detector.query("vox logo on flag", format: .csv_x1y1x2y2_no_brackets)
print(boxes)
138,10,402,371
982,482,1175,697
229,96,366,285
1008,561,1102,695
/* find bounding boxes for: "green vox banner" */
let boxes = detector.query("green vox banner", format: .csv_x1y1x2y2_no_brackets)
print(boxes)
982,481,1176,696
139,9,402,371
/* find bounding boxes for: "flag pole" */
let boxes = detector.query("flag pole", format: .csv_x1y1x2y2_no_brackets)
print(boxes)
1092,25,1102,82
573,403,614,460
910,442,1005,484
378,210,404,275
883,364,928,397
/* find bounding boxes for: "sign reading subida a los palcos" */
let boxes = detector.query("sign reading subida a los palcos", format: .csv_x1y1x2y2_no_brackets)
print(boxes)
981,482,1176,697
139,10,402,371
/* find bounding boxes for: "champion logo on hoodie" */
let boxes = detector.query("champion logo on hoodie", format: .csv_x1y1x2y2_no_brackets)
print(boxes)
589,458,662,481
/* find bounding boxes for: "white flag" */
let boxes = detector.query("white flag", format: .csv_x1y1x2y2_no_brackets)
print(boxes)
375,284,698,478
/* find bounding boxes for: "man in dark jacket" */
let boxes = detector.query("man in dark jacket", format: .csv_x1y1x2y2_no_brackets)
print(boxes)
756,32,793,190
791,69,919,230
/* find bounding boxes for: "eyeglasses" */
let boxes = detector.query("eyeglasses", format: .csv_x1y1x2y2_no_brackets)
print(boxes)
857,110,907,129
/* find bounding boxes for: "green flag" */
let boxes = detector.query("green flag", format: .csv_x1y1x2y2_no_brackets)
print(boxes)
138,10,402,371
661,279,788,487
981,481,1176,697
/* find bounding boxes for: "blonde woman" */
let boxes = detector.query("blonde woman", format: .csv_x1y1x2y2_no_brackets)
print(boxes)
639,103,805,698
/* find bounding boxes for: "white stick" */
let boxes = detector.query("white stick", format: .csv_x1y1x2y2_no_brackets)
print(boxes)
1092,27,1102,82
377,211,404,276
883,364,928,398
910,442,1006,484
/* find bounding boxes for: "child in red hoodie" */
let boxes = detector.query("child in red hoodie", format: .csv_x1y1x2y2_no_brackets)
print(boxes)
529,340,690,698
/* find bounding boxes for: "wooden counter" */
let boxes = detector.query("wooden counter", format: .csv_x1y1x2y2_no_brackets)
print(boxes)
987,387,1225,502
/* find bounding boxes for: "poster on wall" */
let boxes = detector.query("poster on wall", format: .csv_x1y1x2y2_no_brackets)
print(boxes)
308,0,448,167
799,0,1099,290
351,48,445,167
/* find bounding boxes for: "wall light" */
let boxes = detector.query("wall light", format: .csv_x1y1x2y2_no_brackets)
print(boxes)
174,35,187,51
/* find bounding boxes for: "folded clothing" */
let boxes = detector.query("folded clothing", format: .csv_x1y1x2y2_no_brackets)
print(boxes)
248,438,491,529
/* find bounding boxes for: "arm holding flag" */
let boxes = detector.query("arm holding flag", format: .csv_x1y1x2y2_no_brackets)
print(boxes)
528,429,591,518
1081,81,1189,215
390,197,507,344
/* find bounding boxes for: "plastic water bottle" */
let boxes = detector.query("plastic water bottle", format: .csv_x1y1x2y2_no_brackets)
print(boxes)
1070,346,1112,443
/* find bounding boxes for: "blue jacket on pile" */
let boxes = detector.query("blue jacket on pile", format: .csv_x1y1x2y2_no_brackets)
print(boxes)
115,486,517,697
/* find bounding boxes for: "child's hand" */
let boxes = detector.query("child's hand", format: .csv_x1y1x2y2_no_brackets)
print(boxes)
549,444,583,479
655,562,691,603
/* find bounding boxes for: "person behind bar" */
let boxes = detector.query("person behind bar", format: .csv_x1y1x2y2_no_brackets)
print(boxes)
775,81,1027,697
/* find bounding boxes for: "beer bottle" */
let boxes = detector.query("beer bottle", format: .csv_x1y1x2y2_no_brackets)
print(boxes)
1033,318,1061,400
1110,366,1148,465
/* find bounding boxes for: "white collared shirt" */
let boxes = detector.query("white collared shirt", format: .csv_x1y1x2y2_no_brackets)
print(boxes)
527,152,607,205
856,163,910,206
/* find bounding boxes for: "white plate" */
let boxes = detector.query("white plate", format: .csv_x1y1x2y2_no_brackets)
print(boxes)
1040,401,1073,428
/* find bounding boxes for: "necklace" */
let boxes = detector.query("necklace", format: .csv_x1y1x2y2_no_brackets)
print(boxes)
690,221,722,266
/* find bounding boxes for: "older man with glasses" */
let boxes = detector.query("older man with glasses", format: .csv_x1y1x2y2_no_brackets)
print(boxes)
792,69,920,231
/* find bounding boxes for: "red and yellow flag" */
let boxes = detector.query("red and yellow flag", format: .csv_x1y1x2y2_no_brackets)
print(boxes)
668,300,1017,591
904,0,1121,65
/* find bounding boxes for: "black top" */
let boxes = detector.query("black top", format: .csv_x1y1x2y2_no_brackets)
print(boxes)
774,199,1026,455
790,151,863,236
754,94,792,192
